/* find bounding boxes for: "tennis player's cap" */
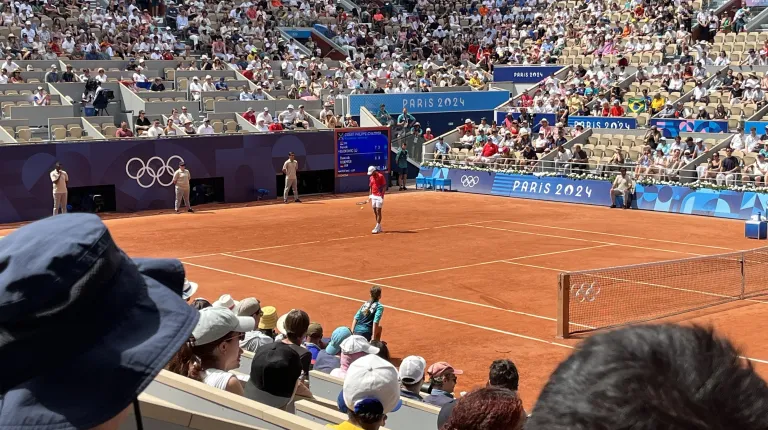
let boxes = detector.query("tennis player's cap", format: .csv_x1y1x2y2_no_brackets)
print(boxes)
367,166,376,175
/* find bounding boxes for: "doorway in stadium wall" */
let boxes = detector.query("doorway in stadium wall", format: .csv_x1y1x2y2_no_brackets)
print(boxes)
276,169,335,199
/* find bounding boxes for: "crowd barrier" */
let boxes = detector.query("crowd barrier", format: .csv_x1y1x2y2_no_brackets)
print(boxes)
419,166,768,220
0,132,369,224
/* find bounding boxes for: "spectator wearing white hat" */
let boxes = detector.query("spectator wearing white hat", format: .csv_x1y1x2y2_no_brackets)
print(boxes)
189,76,202,100
257,106,273,124
330,335,381,379
424,362,463,407
279,104,298,129
166,307,254,395
197,118,215,135
331,355,402,430
212,293,237,310
399,355,427,401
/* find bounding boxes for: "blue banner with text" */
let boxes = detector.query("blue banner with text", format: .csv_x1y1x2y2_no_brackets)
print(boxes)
744,121,768,134
419,167,613,206
349,91,511,115
492,66,563,83
649,119,729,137
567,116,637,130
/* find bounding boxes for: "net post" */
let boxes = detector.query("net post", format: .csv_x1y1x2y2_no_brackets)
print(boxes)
740,251,745,299
557,272,570,339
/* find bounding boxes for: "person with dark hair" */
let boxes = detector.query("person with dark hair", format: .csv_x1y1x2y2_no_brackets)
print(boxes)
277,309,312,377
332,354,402,430
0,213,199,430
166,307,254,395
440,387,526,430
369,340,390,362
244,342,303,412
399,355,427,401
190,297,212,310
488,359,519,391
303,322,325,364
439,358,522,426
526,324,768,430
353,286,384,341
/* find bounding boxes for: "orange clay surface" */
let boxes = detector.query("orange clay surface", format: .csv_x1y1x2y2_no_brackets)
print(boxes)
3,190,768,411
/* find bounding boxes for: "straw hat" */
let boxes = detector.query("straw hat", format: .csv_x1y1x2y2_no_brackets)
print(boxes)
258,306,278,330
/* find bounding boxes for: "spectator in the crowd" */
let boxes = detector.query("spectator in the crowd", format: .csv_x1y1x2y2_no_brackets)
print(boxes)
526,325,768,429
440,388,526,430
243,107,257,124
424,362,463,407
179,106,194,125
164,118,178,136
256,118,270,132
216,76,228,91
257,106,273,124
243,342,303,412
147,119,164,137
242,305,277,352
202,75,217,91
189,76,202,100
182,120,197,135
150,76,165,91
166,306,254,395
116,121,134,138
397,108,416,135
331,335,381,379
276,309,312,381
746,127,761,153
424,127,435,141
44,64,58,82
717,147,741,186
610,167,634,209
332,355,402,430
369,340,390,362
197,119,215,135
315,326,352,374
434,136,451,161
0,214,199,430
569,144,588,174
399,355,427,401
303,322,325,364
191,298,212,311
279,104,298,129
234,296,262,327
352,286,384,341
747,153,768,184
135,110,151,136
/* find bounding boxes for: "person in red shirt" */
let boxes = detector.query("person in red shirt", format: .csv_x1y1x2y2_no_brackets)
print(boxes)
367,166,386,234
268,122,284,132
609,100,625,117
460,119,474,135
243,107,257,124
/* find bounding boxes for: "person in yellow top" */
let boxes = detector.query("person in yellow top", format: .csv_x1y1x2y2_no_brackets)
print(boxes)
469,72,484,89
327,355,402,430
650,93,666,114
567,92,582,111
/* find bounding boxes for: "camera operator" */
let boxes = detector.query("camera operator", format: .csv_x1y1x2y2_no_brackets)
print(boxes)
81,78,97,115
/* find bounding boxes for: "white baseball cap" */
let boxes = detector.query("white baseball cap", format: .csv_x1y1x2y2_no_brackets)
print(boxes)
339,335,380,355
212,293,237,310
191,307,255,346
287,104,294,109
338,355,402,415
367,166,377,175
399,355,427,384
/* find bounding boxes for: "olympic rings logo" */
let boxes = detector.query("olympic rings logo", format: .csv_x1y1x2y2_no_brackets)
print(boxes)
460,175,480,187
571,282,601,303
126,155,184,188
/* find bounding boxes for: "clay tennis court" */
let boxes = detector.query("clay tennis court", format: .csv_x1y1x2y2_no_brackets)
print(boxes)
4,191,767,410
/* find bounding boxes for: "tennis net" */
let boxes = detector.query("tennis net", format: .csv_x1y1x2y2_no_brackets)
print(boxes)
557,246,768,338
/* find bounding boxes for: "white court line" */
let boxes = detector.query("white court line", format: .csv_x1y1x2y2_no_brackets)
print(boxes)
183,260,768,364
481,220,733,251
178,222,483,260
366,244,614,282
216,253,586,327
465,224,704,256
503,260,768,305
183,261,576,349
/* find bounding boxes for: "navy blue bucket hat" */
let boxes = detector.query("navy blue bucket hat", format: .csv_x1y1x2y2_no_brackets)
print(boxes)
0,213,199,429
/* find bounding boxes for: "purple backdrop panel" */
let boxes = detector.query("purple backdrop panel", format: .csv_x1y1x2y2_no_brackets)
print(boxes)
0,132,334,223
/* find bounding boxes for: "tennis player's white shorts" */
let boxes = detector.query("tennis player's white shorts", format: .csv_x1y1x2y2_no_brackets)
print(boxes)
370,195,383,208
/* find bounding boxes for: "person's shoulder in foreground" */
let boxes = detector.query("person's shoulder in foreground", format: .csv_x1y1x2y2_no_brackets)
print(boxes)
526,324,768,430
0,213,199,430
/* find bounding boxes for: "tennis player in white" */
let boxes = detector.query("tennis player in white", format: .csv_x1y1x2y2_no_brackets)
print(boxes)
368,165,386,234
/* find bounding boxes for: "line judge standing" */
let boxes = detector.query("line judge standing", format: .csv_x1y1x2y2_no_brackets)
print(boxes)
282,152,302,204
172,161,194,213
50,162,68,216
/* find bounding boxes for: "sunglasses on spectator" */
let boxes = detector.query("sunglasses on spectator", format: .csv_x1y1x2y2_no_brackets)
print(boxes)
224,333,246,342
